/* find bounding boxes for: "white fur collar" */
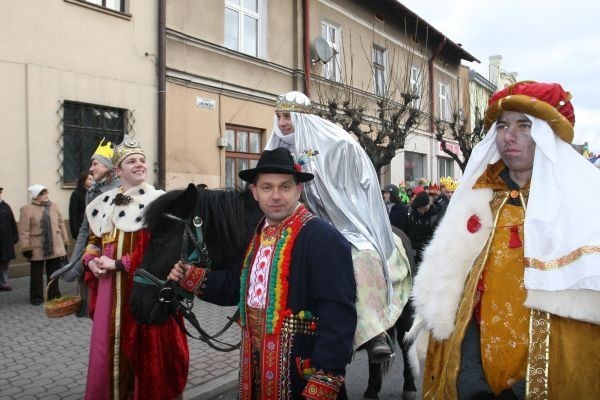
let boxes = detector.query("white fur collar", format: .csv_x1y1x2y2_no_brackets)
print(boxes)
86,182,164,236
412,185,600,342
411,188,493,340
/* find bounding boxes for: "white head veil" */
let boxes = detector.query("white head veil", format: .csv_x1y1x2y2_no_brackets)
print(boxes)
449,115,600,320
266,92,396,302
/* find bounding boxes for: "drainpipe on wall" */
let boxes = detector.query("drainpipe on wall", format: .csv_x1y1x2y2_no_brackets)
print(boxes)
428,37,446,182
302,0,311,97
157,0,167,189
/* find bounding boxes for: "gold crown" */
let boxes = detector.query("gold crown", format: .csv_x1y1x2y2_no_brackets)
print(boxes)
112,135,144,166
275,91,313,114
92,138,114,160
440,176,458,191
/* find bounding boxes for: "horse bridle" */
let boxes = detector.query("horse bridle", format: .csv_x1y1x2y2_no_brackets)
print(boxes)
133,212,240,352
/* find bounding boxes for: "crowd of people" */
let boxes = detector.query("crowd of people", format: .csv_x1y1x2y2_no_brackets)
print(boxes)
1,79,599,399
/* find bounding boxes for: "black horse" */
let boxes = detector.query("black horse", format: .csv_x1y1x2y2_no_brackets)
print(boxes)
129,184,263,326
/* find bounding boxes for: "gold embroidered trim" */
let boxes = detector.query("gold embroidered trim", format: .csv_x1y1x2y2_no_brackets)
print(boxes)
526,310,550,399
113,230,124,399
525,245,600,271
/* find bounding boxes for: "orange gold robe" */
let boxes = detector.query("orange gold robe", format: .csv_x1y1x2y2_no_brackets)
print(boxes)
422,161,600,399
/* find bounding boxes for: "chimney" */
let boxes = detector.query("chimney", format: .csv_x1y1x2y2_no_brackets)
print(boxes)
488,55,503,86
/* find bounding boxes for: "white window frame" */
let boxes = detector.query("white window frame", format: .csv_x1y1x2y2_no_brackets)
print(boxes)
321,21,342,82
439,82,451,121
438,157,454,180
373,45,387,97
82,0,125,12
409,66,420,106
224,0,266,58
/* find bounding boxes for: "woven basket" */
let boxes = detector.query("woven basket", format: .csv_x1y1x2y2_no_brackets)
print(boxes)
44,278,82,319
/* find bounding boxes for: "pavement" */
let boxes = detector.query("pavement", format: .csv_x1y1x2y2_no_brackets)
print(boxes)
0,273,409,400
0,274,240,400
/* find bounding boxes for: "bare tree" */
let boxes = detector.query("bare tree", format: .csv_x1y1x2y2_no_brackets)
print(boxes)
434,111,485,172
312,29,430,176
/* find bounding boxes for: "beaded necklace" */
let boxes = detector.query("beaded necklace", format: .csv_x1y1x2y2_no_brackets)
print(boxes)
239,204,314,334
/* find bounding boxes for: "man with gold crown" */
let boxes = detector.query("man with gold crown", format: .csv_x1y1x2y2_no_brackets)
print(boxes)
410,81,600,399
81,136,189,400
265,92,413,390
52,138,121,317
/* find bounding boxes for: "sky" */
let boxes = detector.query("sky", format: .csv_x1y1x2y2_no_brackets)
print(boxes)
399,0,600,152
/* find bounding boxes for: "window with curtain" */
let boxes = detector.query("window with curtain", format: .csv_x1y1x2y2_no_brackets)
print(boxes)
225,0,262,57
321,21,342,82
404,151,426,187
373,45,387,97
224,125,263,188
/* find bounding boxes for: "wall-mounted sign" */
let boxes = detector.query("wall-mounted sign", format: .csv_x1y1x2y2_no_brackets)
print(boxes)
196,97,216,109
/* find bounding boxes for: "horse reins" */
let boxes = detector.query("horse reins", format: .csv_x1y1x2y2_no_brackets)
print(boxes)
133,212,240,352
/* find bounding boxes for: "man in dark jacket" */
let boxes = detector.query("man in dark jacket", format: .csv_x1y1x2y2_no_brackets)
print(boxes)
405,191,441,264
0,187,19,291
382,184,409,232
169,147,357,399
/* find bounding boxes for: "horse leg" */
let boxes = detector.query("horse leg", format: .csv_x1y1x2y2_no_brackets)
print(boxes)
396,298,417,399
364,361,383,399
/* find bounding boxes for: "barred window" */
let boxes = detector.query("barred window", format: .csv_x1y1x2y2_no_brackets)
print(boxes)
224,125,263,188
61,101,128,185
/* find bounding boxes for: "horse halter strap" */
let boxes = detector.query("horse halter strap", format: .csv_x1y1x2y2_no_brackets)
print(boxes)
163,213,212,268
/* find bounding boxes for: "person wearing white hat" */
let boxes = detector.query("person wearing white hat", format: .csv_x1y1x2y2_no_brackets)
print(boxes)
18,184,69,305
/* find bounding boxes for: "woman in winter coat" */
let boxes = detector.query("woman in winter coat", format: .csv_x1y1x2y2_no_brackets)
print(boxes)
0,187,19,291
18,185,69,305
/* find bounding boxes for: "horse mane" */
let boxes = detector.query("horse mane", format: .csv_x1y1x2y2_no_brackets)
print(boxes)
143,184,262,270
196,186,261,268
142,188,188,230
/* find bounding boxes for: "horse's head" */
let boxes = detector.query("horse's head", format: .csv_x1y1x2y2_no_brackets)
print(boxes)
130,183,263,325
130,183,198,324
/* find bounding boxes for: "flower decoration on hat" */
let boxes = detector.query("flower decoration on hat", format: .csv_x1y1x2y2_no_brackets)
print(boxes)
294,149,320,167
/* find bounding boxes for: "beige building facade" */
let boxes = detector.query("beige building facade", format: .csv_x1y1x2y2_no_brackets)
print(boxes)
164,0,478,190
0,0,158,219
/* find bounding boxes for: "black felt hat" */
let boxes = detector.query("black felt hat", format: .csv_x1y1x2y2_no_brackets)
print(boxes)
238,147,314,183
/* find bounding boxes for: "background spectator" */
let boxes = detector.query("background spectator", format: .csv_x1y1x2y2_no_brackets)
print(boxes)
68,171,93,240
18,185,69,305
0,187,19,291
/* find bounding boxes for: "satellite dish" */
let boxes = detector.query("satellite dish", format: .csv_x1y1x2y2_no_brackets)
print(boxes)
313,37,335,64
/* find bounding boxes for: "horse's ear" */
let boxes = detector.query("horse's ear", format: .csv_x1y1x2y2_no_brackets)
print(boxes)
172,183,198,218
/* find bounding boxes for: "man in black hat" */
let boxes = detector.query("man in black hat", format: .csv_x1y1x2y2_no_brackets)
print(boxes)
169,147,357,399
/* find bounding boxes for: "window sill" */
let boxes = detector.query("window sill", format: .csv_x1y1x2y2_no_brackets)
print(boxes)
64,0,132,20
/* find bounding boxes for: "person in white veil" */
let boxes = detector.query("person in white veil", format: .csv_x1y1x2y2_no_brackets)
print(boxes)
265,91,412,364
410,81,600,399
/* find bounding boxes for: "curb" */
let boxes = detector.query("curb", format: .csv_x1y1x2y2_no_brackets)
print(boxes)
184,369,238,400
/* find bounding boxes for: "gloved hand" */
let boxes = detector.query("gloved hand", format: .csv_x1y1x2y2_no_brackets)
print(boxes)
22,250,33,259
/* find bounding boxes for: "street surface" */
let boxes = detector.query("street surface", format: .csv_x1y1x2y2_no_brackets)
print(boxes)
1,276,408,399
